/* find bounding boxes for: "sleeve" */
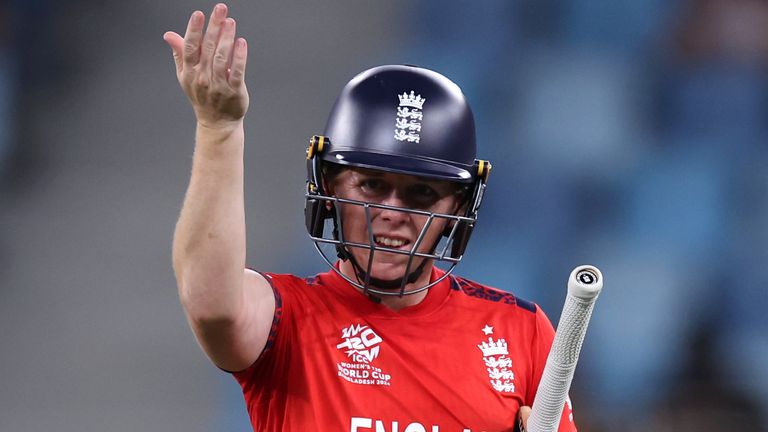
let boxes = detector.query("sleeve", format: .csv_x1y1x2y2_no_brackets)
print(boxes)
228,272,308,426
230,272,296,385
529,305,578,432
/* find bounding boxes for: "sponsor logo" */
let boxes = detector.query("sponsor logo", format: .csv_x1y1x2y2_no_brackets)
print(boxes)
577,269,597,285
350,417,486,432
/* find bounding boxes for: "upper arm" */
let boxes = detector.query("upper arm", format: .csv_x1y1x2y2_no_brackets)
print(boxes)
187,269,276,372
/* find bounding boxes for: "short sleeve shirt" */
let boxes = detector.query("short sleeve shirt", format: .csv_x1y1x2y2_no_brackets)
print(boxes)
233,266,577,432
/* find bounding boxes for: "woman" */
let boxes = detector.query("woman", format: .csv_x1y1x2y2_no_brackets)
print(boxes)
165,4,575,431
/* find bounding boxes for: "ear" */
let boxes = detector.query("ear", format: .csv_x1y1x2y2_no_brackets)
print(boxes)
448,187,471,217
323,179,335,210
454,199,469,216
441,200,465,236
441,191,474,258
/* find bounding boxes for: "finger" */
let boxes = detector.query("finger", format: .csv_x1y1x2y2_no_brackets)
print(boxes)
518,406,531,431
182,11,205,69
163,31,184,75
228,37,248,88
198,3,229,74
212,18,236,82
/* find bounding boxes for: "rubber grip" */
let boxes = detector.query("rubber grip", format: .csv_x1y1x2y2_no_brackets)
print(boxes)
526,265,602,432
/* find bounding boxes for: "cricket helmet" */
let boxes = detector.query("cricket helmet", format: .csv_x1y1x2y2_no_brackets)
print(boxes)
304,64,491,296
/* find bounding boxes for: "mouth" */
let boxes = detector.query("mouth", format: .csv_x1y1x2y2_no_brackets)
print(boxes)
373,235,411,250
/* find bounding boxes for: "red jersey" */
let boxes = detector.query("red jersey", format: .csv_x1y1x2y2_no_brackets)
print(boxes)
233,266,577,432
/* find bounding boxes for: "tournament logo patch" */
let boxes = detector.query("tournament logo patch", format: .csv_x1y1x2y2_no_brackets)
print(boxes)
336,324,392,387
477,324,515,393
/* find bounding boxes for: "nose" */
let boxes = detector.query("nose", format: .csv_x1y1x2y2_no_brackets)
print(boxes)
377,190,410,224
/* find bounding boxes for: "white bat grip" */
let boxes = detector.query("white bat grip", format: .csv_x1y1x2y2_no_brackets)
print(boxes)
527,265,603,432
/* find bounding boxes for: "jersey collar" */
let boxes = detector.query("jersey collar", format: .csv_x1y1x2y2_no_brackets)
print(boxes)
318,262,453,318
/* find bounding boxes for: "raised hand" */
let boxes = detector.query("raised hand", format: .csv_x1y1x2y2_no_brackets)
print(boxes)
163,3,249,129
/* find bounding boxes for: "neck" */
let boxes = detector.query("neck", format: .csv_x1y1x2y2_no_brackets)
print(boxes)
372,290,428,311
338,260,432,311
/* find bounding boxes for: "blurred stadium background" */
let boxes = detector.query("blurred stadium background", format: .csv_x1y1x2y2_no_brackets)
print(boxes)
1,0,767,430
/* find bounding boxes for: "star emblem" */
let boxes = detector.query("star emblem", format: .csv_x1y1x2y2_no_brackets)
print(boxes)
482,324,494,335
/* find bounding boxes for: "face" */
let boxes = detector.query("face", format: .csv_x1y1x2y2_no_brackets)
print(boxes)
328,167,464,284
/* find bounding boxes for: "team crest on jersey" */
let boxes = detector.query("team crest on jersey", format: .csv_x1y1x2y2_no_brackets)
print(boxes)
394,91,425,143
335,323,392,387
477,324,515,393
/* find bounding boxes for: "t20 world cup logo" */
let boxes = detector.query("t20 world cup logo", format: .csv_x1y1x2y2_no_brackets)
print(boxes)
336,324,383,364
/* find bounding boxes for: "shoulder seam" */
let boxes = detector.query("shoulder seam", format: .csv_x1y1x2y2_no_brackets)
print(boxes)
450,275,537,313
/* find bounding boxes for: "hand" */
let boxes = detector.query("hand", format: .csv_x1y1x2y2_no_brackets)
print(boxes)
518,406,531,431
163,3,249,129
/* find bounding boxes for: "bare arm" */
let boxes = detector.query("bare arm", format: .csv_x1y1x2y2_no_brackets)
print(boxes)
165,3,274,372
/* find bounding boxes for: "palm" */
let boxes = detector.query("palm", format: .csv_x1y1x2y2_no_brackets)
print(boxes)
163,3,249,127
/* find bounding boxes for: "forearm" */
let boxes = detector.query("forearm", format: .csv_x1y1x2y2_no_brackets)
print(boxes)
173,121,247,322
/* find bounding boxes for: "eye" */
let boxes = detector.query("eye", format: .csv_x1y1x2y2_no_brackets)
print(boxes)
359,178,389,196
405,183,440,208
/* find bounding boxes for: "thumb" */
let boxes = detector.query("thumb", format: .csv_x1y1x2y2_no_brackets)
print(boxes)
518,406,531,431
163,31,184,74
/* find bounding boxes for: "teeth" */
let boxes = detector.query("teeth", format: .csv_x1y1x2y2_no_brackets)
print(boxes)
375,236,406,247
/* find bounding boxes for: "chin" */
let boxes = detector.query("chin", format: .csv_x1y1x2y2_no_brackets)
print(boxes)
367,267,405,281
363,255,426,280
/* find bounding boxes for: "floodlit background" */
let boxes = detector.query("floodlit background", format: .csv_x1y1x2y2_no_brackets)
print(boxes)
1,1,767,431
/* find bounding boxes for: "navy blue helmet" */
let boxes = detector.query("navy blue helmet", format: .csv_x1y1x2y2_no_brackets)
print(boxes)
305,65,491,296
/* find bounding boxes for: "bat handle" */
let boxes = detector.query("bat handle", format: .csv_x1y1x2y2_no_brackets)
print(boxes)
526,265,603,432
567,265,603,300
